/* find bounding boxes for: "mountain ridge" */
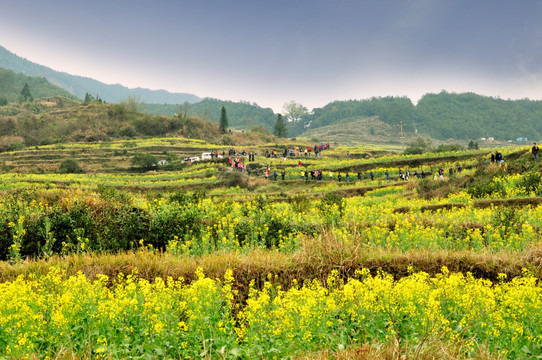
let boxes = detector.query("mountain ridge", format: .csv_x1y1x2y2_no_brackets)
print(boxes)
0,45,201,104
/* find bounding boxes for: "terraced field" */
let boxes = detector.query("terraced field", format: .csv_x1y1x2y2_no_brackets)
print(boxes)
0,138,540,359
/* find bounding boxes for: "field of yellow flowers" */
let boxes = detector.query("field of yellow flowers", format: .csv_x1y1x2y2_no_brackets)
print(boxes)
1,266,540,359
0,143,541,358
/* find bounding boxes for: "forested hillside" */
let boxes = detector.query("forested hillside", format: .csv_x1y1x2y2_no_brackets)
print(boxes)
0,46,200,104
415,91,542,141
184,98,277,130
291,97,415,137
297,92,542,142
0,67,77,103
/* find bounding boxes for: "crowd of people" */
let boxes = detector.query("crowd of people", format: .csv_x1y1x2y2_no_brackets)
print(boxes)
216,147,467,183
264,144,331,159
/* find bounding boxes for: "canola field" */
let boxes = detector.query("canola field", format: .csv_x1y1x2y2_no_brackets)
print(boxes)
1,267,540,359
0,143,541,359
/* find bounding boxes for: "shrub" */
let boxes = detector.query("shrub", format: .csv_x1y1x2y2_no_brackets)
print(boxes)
131,153,158,170
519,172,542,196
221,135,234,145
59,159,83,173
0,136,25,152
435,143,464,152
221,171,248,188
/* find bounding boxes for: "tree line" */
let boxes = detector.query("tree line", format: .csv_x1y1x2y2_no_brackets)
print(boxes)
172,93,542,142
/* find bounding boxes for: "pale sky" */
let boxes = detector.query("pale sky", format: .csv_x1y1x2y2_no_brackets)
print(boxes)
1,0,541,112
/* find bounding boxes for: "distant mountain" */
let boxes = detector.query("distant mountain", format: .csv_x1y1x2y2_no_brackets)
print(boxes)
0,67,77,102
0,45,201,104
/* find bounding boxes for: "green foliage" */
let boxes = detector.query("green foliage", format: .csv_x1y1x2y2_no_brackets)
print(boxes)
132,115,180,136
468,140,479,150
466,176,506,199
83,92,102,105
83,92,93,104
58,159,82,173
221,134,234,145
219,106,229,133
518,172,542,196
273,114,288,137
404,137,432,155
282,100,309,123
131,153,158,170
8,141,24,151
318,192,344,216
415,91,542,140
287,194,311,214
121,95,142,113
298,92,542,142
0,67,76,103
188,98,276,130
20,82,33,102
435,143,464,153
294,97,415,137
0,45,200,104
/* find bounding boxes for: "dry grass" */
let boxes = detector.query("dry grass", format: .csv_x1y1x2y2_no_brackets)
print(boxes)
1,233,540,294
296,340,506,360
26,341,506,360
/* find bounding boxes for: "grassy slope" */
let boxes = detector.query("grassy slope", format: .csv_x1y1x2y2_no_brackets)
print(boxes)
0,140,539,284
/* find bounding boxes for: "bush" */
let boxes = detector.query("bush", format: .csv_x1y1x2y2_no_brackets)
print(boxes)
131,153,158,170
59,159,83,173
8,141,24,151
0,136,25,152
221,171,248,188
519,172,542,196
403,146,425,155
221,135,234,145
404,137,431,155
435,144,464,152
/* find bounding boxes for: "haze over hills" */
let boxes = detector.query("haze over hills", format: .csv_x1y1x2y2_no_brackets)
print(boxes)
0,45,200,104
0,67,76,102
1,44,542,144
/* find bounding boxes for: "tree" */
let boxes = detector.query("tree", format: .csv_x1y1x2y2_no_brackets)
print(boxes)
404,137,432,155
83,93,95,105
121,95,142,113
282,100,308,123
273,114,288,137
59,159,82,173
219,106,228,133
176,102,191,120
468,140,479,150
20,82,32,102
131,153,158,170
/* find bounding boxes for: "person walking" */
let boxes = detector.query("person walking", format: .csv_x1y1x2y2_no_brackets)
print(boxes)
532,143,539,161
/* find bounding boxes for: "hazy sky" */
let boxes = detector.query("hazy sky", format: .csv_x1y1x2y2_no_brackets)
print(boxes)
1,0,542,112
